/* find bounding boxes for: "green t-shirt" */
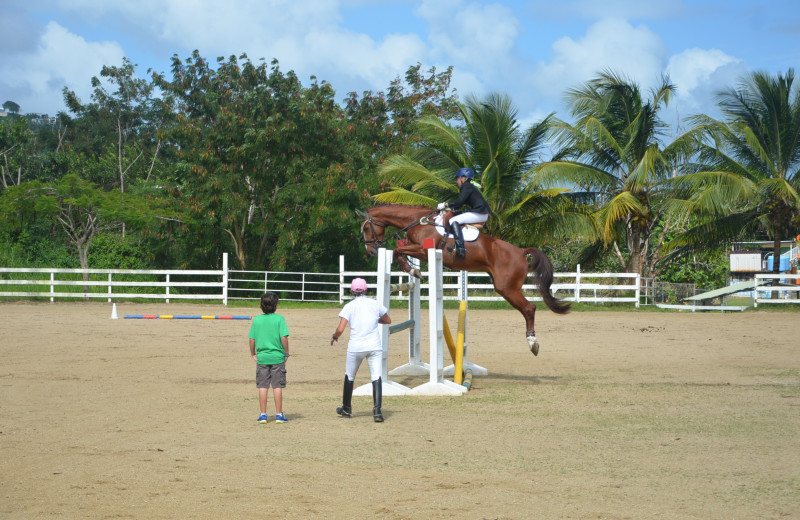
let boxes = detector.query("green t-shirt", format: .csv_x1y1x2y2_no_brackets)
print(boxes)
248,313,289,364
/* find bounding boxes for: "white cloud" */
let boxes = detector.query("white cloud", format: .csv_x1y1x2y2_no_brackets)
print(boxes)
0,21,125,115
666,48,746,118
534,17,669,103
527,0,688,21
415,0,520,97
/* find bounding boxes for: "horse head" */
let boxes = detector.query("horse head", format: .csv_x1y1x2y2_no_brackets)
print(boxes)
358,208,385,257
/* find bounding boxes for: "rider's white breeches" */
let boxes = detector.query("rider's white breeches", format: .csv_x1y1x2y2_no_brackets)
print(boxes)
345,350,382,382
450,211,488,226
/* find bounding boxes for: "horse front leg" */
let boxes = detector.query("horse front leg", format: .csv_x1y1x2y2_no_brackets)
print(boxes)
392,247,423,279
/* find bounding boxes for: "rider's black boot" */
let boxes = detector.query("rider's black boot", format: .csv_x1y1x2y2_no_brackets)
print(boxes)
372,378,384,422
447,222,466,258
337,375,353,417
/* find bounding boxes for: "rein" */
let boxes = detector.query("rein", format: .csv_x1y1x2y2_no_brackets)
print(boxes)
361,210,438,247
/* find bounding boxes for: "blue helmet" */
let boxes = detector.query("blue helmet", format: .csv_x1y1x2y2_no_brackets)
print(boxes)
456,167,475,180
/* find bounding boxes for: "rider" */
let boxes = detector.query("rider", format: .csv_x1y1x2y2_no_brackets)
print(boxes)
437,167,490,258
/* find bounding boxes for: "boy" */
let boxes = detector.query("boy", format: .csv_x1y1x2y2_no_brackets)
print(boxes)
248,292,290,423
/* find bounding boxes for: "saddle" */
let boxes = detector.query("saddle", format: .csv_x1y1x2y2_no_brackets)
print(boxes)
441,211,483,231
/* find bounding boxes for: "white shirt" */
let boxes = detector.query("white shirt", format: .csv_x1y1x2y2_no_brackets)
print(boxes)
339,295,387,352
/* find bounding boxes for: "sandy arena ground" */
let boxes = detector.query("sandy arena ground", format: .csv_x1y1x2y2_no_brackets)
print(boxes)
1,302,798,519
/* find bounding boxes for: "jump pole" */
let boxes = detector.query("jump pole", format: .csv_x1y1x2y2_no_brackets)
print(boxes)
444,269,487,378
409,248,467,396
388,254,429,377
353,247,414,396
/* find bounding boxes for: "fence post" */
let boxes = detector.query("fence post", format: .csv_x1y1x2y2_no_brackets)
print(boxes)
575,264,581,303
108,273,112,303
222,252,229,306
339,255,345,304
635,273,640,308
166,273,170,304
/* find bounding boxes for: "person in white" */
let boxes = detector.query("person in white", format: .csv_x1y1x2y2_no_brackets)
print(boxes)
330,278,391,422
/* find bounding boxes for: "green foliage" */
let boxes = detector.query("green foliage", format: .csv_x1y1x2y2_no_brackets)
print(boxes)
657,248,729,287
537,70,678,276
0,227,74,268
88,232,155,270
666,69,800,275
5,53,794,292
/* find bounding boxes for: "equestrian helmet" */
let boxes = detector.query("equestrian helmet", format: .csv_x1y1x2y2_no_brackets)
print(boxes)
350,278,368,293
456,167,475,180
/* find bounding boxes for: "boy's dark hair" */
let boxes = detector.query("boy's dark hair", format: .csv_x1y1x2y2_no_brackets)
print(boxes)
260,292,279,314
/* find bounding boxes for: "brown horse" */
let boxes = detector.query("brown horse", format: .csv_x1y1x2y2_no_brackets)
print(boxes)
359,204,570,355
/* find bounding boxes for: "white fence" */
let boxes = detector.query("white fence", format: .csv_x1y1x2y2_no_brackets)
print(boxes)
338,256,641,307
227,269,340,303
0,254,230,304
754,273,800,306
4,251,796,307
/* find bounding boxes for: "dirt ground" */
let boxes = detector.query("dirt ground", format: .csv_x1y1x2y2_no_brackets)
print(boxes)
1,301,798,519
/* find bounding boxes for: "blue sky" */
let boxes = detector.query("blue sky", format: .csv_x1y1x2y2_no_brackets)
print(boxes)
1,0,798,134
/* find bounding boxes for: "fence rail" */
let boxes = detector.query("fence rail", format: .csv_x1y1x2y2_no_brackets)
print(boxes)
227,270,340,303
0,254,229,304
754,273,800,306
339,256,640,306
4,252,796,308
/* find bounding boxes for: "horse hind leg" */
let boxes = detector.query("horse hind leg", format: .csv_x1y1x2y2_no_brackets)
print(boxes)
496,285,540,356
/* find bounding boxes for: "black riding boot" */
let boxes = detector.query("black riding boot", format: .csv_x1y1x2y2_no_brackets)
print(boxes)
447,222,466,258
337,375,353,417
372,378,384,422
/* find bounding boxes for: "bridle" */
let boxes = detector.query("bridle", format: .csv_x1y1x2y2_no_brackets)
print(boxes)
361,216,387,248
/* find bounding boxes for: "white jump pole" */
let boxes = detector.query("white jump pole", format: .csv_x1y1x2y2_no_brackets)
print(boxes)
409,248,466,395
390,254,429,376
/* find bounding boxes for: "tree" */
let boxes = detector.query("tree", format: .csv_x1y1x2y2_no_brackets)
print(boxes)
3,100,20,114
153,53,370,271
62,58,163,194
0,174,172,288
665,69,800,277
375,92,584,245
0,117,37,190
536,70,678,276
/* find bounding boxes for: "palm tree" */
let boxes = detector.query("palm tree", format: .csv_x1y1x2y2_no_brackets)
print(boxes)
374,92,570,242
535,70,677,276
665,69,800,277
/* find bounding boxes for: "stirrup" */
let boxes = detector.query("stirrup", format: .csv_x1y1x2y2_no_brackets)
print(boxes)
447,245,466,258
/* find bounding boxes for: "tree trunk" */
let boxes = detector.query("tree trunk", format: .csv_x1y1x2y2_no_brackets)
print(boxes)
77,239,90,299
771,234,782,300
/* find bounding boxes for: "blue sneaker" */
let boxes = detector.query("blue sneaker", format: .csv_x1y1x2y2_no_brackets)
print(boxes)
274,413,288,423
257,413,268,423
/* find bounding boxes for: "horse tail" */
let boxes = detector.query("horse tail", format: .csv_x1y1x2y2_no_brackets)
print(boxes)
524,247,571,314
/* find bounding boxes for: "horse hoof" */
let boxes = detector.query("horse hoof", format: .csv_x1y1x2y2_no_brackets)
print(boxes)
527,336,539,356
411,268,421,279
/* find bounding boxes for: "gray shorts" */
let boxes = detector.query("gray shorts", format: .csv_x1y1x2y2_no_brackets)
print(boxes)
256,363,286,389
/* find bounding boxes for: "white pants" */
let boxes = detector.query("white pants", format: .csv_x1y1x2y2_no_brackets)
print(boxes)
345,350,382,382
450,211,488,226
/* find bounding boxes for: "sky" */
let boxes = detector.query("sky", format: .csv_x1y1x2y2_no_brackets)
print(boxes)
1,0,799,134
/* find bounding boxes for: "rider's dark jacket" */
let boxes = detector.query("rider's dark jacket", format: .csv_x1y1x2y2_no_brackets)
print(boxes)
448,181,490,214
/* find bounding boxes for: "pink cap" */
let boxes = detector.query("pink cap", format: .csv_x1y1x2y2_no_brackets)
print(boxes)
350,278,368,293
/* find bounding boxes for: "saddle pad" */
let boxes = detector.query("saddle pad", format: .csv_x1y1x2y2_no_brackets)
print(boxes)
433,215,481,241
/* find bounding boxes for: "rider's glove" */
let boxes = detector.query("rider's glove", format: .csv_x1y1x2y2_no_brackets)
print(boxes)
437,202,446,210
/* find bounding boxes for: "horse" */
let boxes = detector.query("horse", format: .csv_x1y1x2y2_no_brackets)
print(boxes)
359,204,570,355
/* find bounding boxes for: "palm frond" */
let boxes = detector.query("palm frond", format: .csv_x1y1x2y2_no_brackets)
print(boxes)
371,188,436,207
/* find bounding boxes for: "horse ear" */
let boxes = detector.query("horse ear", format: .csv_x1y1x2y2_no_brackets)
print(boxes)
354,209,368,219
